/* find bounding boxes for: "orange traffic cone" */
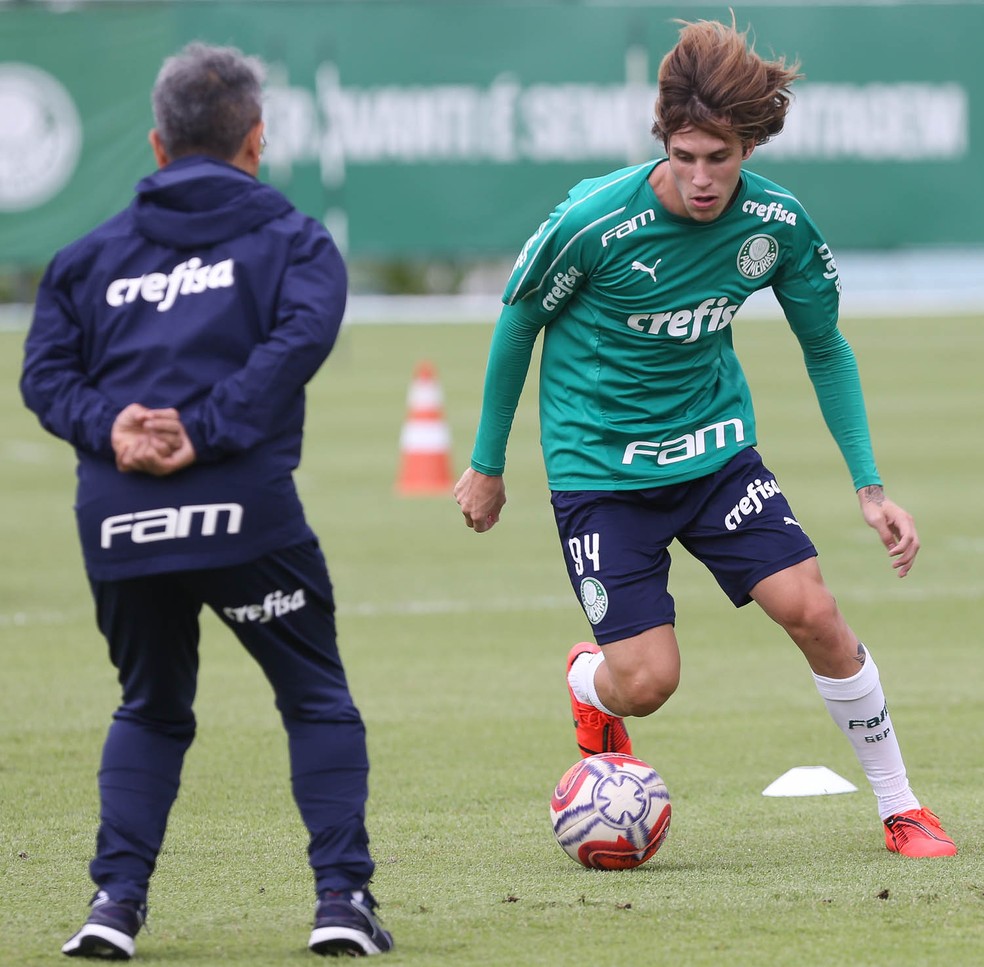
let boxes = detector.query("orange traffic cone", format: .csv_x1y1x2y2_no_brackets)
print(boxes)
396,361,453,495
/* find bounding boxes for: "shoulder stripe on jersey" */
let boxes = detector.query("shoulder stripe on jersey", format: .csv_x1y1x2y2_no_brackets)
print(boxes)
506,161,653,301
764,188,797,201
521,211,625,302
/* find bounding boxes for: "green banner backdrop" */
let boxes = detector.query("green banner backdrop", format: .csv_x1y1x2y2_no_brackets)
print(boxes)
1,1,981,264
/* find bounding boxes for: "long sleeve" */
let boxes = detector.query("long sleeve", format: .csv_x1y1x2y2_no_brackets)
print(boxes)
20,259,118,459
181,227,346,463
470,301,547,475
772,229,881,492
797,325,881,490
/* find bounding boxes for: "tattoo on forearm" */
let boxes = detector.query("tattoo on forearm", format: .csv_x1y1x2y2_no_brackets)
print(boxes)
859,485,885,506
854,643,867,667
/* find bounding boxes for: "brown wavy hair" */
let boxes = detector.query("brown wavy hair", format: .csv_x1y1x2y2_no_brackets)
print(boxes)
651,17,802,148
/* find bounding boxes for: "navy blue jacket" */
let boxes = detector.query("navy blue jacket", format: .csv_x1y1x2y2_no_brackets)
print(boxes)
21,157,346,580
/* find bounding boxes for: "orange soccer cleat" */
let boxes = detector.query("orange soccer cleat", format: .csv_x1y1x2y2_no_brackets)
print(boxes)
883,807,957,858
566,642,632,759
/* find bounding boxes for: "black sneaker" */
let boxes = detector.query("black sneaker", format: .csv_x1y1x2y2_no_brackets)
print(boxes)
62,890,147,960
308,888,394,957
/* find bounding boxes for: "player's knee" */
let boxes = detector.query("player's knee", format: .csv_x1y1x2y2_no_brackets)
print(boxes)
783,596,850,649
616,670,679,717
778,588,843,643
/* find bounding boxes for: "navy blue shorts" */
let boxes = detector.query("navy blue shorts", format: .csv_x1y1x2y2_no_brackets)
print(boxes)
550,448,817,644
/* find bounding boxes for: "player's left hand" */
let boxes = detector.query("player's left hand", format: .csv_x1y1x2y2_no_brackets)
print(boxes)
120,432,196,476
857,485,919,577
112,403,197,476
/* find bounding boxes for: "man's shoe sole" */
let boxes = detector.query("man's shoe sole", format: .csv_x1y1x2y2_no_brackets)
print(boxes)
309,924,390,955
62,923,135,959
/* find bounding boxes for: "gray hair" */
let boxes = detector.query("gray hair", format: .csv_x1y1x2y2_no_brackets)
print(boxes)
152,42,265,160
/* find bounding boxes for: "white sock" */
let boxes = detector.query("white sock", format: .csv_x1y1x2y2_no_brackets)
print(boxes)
813,647,919,820
567,651,619,716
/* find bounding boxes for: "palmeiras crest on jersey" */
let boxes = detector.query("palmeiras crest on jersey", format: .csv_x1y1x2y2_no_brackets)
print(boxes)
580,577,609,624
737,234,779,280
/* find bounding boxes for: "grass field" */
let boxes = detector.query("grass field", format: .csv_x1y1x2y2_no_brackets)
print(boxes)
2,311,982,965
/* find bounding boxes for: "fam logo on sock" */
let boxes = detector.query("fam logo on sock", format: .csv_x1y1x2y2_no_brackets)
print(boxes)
849,703,891,742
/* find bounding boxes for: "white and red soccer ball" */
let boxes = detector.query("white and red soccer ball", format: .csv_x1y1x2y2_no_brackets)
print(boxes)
550,753,671,870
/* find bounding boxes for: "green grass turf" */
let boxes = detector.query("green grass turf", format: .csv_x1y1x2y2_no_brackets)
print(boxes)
1,312,982,965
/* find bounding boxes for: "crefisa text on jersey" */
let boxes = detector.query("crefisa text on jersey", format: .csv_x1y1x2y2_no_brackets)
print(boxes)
816,243,842,293
627,297,739,341
741,199,797,225
541,266,584,311
105,257,235,313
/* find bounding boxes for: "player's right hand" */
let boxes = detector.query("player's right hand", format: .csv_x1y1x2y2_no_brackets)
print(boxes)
453,467,506,533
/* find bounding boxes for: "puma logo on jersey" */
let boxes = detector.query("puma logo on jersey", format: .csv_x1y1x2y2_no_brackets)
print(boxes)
106,257,235,313
630,259,661,283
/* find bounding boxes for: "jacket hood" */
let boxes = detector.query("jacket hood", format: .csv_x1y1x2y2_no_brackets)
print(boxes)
132,156,294,248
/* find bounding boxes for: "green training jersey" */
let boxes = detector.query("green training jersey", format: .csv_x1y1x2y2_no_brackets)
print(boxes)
471,159,880,491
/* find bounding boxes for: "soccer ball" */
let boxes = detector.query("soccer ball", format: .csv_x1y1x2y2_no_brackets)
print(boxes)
549,752,671,870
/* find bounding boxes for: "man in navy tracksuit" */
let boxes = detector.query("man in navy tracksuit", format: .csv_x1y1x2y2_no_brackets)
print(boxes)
21,43,393,959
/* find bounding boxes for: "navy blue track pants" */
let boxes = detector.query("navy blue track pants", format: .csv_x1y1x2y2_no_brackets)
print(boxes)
87,539,373,903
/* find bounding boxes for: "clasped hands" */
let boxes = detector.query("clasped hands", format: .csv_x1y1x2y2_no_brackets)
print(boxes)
111,403,197,476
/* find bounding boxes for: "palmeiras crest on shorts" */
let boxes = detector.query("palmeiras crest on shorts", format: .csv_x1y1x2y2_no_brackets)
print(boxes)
580,577,609,624
737,234,779,280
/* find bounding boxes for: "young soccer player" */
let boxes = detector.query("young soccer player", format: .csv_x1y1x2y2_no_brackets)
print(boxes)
454,17,956,859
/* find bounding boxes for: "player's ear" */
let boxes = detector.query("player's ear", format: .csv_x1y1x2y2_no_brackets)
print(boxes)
149,129,170,169
231,121,264,177
742,141,755,161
